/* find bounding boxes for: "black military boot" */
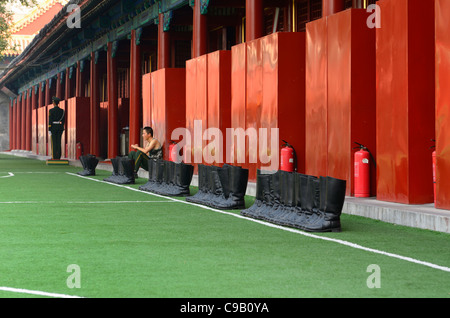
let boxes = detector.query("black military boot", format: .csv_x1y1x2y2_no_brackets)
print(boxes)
155,160,174,195
104,157,120,183
302,176,346,232
86,155,99,176
117,157,135,184
273,170,295,225
139,159,156,192
261,171,282,222
151,159,166,192
77,155,88,175
213,165,248,210
140,159,164,192
78,154,98,176
210,164,231,208
282,173,307,228
186,164,208,204
241,170,267,219
291,175,320,230
171,162,194,196
202,165,221,207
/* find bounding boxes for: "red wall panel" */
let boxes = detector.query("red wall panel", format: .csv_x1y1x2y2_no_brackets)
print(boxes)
99,101,108,159
185,57,207,167
32,108,37,154
150,68,186,161
230,43,247,167
37,106,47,156
185,52,231,170
246,38,263,181
240,32,306,181
207,51,231,166
260,34,278,173
327,11,351,190
277,33,306,175
376,0,435,204
185,58,196,166
306,18,328,178
195,55,208,166
142,73,152,127
326,9,376,196
66,97,90,159
435,0,450,209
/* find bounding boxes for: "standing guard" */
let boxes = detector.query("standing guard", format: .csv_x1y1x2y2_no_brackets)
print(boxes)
48,96,65,160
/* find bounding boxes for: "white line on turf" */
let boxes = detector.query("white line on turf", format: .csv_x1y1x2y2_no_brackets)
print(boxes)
67,172,450,273
0,201,176,204
0,172,62,174
0,172,14,178
0,286,82,298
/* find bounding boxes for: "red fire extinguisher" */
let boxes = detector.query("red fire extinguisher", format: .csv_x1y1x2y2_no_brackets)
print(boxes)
280,140,295,172
353,142,373,197
169,141,178,162
76,142,83,160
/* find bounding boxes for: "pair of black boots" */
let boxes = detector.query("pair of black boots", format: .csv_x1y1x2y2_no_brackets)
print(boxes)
77,154,99,176
139,159,194,197
104,156,135,184
186,164,249,210
241,170,346,232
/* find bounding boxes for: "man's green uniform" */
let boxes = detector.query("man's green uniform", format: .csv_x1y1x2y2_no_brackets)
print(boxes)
48,97,65,160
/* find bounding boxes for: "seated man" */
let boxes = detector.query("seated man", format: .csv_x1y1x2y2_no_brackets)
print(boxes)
128,127,163,176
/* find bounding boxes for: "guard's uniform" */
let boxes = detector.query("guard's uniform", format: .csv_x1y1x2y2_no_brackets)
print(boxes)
48,104,65,160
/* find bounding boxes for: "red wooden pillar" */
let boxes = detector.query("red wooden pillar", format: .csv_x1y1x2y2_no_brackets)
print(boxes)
230,43,247,168
245,0,263,42
322,0,345,17
17,94,21,149
45,79,50,106
90,52,100,157
12,98,17,150
25,88,32,151
65,67,72,100
107,42,119,159
158,14,170,69
305,18,328,178
376,0,435,204
56,73,62,100
39,82,44,107
326,9,376,196
9,99,13,150
20,93,25,149
31,86,38,154
15,96,20,150
76,60,84,97
17,97,21,149
37,83,44,154
193,0,207,58
130,30,142,152
435,0,450,209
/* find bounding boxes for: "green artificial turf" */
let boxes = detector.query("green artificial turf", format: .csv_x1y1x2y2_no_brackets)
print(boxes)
0,153,449,299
